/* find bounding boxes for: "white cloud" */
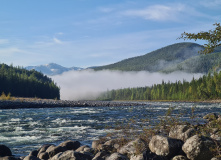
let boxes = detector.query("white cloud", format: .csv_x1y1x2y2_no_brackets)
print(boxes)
53,37,63,44
0,39,9,44
122,4,185,21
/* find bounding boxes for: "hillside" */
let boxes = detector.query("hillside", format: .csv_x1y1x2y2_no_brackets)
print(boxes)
94,42,203,72
0,63,60,99
162,51,221,73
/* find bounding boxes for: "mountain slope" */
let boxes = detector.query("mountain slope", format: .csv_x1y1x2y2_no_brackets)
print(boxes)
26,63,83,75
162,51,221,73
94,42,204,72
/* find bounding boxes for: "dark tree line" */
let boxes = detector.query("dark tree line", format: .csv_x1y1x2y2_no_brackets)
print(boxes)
98,71,221,101
0,63,60,99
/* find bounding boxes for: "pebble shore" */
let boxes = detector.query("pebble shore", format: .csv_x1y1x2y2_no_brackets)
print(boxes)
0,99,147,109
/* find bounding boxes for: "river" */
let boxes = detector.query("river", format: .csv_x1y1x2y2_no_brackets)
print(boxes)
0,101,220,157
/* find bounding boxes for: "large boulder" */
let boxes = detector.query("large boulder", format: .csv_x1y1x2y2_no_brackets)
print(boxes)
23,155,40,160
149,135,183,158
37,144,52,158
169,125,196,142
50,150,92,160
0,145,12,157
59,140,81,150
182,135,215,160
92,151,110,160
46,145,66,158
118,138,146,157
106,153,129,160
0,156,18,160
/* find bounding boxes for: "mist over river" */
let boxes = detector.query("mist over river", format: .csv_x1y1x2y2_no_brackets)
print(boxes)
0,101,220,157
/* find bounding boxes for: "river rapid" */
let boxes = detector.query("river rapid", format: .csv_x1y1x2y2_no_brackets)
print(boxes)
0,101,220,157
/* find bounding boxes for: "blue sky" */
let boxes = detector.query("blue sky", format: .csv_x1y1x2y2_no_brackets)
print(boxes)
0,0,220,68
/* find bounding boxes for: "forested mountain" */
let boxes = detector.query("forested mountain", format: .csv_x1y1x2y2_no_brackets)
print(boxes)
98,71,221,101
94,42,203,72
0,63,60,99
94,42,221,74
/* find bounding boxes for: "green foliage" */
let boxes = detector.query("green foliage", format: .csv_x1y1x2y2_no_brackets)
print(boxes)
0,63,60,99
98,71,221,101
179,23,221,54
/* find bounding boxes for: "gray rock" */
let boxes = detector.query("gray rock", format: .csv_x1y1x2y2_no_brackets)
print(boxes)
92,151,109,160
92,140,103,149
37,152,49,160
28,150,38,157
75,145,91,152
182,135,215,160
59,140,81,150
51,150,92,160
130,154,144,160
0,145,12,157
37,144,52,157
47,146,66,158
172,155,188,160
149,135,183,158
211,158,221,160
118,138,146,157
169,125,196,142
0,156,18,160
23,155,40,160
106,153,129,160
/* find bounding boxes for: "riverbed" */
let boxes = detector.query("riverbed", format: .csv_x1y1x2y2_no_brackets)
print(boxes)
0,101,220,157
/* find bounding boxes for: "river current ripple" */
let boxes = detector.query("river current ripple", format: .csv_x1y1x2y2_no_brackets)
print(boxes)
0,102,220,157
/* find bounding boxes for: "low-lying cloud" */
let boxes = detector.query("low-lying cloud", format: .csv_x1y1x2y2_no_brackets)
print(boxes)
51,70,203,100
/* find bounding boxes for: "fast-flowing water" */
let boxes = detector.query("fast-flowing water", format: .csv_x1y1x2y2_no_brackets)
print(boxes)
0,102,220,157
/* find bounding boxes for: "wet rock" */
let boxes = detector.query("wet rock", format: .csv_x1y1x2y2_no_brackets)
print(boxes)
76,145,91,152
118,138,146,158
92,151,110,160
0,145,12,157
211,158,221,160
37,152,49,160
149,135,183,158
169,125,196,142
182,135,215,160
106,153,129,160
23,155,40,160
171,155,188,160
59,140,81,150
50,150,92,160
92,140,103,149
0,156,18,160
46,146,66,158
130,154,144,160
28,150,38,157
37,144,52,157
143,151,167,160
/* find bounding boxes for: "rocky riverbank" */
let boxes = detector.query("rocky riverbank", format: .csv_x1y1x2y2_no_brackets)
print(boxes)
0,113,220,160
0,99,147,109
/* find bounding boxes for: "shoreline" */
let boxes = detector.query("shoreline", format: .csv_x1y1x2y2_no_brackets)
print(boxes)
0,98,221,109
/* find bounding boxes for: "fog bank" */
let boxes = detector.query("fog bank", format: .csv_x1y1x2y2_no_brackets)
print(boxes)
51,70,203,100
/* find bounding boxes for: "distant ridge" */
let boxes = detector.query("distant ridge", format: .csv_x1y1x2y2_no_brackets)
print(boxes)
94,42,204,72
26,63,83,75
